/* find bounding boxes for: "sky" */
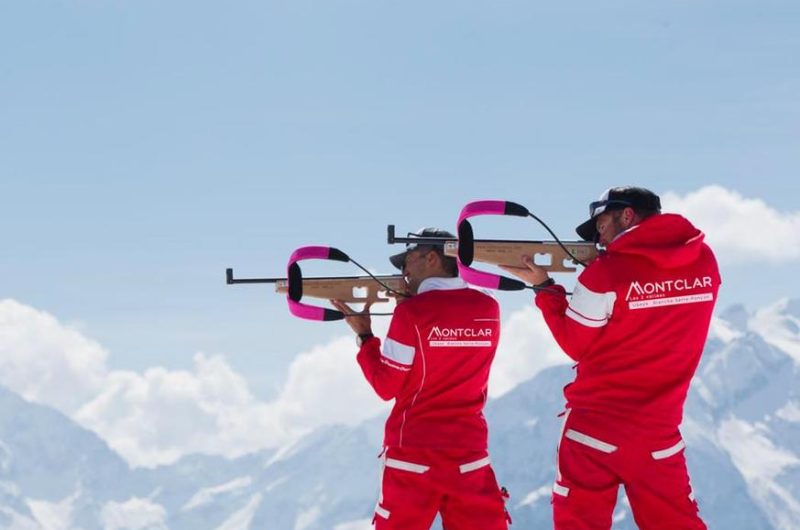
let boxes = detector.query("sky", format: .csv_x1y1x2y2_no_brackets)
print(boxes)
1,1,799,467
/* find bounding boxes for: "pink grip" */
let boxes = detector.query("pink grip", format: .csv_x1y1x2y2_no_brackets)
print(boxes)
455,200,527,292
458,262,502,290
288,246,332,265
457,200,508,225
287,299,326,321
285,245,345,321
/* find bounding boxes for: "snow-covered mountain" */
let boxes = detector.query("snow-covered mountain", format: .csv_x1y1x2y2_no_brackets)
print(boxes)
1,300,799,529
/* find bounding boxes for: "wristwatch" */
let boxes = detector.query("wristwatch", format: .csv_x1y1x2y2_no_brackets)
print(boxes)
356,333,374,347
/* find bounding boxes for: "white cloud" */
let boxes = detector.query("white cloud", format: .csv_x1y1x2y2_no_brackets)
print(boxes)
0,300,108,413
661,185,800,264
0,298,393,468
271,335,390,434
0,298,571,469
490,305,570,398
73,355,287,467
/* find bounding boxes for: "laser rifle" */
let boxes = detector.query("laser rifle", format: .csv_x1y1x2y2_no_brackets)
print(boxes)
389,199,599,292
387,225,597,273
227,246,407,321
226,269,404,304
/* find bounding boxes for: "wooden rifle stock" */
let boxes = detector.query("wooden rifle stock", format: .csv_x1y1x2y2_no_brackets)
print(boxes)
387,225,596,273
444,240,598,272
227,268,406,304
274,275,406,303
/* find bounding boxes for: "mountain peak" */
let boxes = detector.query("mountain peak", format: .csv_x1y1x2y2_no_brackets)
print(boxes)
778,297,800,318
720,304,750,329
748,298,800,364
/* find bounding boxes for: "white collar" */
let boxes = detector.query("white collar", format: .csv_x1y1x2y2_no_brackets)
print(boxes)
610,223,641,244
417,276,468,295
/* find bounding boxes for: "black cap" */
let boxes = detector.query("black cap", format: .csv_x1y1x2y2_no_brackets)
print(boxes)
576,187,661,241
389,227,455,270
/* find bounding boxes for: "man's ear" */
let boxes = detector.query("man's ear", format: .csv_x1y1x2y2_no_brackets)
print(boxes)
426,249,443,271
622,207,636,226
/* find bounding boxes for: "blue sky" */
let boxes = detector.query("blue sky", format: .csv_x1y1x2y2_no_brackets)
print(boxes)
2,0,799,415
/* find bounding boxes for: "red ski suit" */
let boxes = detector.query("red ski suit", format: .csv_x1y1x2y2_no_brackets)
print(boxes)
535,214,720,530
358,277,508,530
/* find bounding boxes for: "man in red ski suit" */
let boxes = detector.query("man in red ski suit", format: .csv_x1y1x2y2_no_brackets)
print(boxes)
331,228,509,530
501,187,721,530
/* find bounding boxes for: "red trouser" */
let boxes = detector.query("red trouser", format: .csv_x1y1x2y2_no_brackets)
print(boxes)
552,411,706,530
373,446,509,530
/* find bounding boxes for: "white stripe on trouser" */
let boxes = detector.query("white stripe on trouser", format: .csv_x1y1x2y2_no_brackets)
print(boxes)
553,409,572,497
375,451,391,520
564,429,618,453
385,458,430,473
651,439,685,460
459,456,491,473
553,483,570,497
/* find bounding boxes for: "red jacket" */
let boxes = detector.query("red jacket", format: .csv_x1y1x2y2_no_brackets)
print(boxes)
536,213,721,434
357,277,501,450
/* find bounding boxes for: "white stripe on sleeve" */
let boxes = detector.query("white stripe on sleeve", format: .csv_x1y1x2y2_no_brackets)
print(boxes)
565,279,616,328
382,337,415,366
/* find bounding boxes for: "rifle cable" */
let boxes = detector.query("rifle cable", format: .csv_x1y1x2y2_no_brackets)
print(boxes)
323,256,409,316
347,257,409,299
526,212,589,268
523,284,573,296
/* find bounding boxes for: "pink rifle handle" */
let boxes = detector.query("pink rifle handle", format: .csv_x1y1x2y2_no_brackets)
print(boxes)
456,200,529,291
286,246,349,321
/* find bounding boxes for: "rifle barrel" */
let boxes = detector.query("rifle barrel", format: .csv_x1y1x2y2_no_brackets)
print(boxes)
226,268,400,285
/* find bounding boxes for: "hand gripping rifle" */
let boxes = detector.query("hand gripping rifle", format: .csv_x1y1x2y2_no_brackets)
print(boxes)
226,246,407,322
388,200,598,292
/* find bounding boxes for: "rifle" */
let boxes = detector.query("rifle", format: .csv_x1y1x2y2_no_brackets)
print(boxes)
387,225,596,273
227,246,407,321
226,269,405,304
389,200,598,292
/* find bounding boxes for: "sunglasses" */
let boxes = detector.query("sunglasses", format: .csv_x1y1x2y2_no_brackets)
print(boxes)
588,199,633,219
